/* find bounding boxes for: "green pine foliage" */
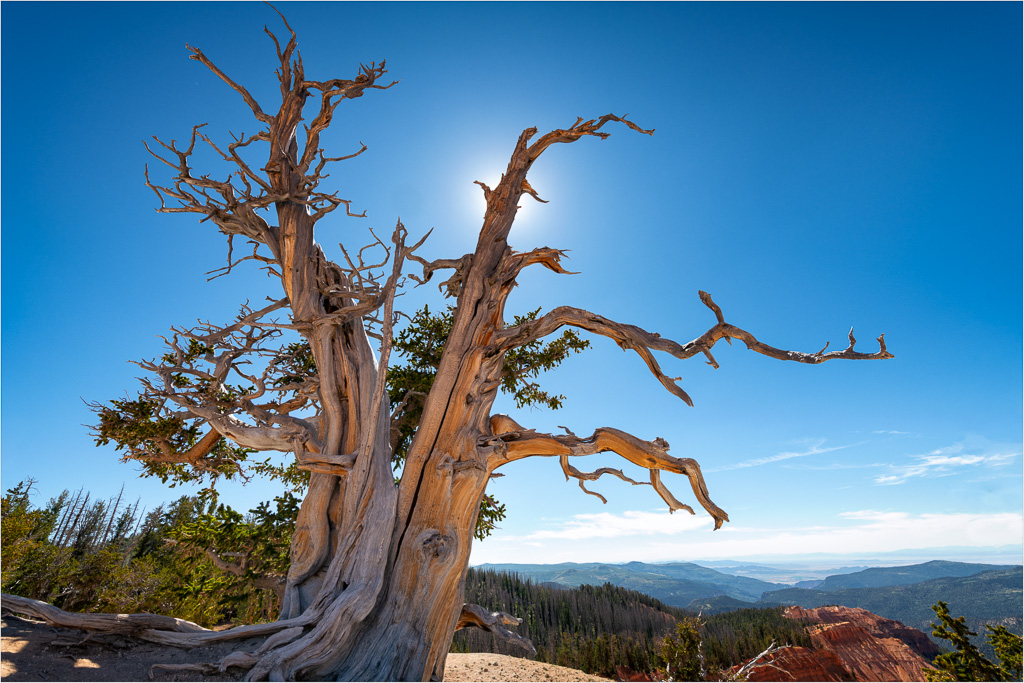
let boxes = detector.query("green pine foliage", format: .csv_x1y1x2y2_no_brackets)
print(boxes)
92,395,261,487
0,481,292,627
926,601,1023,682
169,491,299,588
1,480,68,599
987,625,1024,680
659,616,705,681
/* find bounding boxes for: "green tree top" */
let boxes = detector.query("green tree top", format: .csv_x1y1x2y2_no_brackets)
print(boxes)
925,600,1023,682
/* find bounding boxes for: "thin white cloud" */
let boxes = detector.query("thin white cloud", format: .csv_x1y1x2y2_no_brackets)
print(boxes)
708,439,859,472
525,509,711,540
470,509,1024,565
872,430,911,436
839,510,905,521
875,443,1018,485
788,462,889,471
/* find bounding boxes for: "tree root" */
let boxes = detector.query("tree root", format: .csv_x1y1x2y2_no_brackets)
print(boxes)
149,627,305,679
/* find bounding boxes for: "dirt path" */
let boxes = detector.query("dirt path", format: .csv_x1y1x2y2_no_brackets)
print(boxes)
1,616,610,682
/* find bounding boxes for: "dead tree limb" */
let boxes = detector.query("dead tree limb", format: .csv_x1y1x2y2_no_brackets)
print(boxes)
485,414,729,529
455,603,537,656
493,291,892,407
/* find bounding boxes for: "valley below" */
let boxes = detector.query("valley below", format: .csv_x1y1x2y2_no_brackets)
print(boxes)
464,558,1022,681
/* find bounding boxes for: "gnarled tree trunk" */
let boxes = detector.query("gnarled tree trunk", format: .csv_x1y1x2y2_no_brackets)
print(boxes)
1,13,893,682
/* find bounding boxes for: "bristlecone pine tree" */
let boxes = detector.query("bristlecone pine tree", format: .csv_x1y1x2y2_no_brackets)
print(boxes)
0,12,894,682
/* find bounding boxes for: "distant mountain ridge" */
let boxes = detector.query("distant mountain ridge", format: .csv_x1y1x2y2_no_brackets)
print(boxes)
758,567,1023,637
479,559,1020,609
811,559,1019,591
478,561,787,607
708,563,869,584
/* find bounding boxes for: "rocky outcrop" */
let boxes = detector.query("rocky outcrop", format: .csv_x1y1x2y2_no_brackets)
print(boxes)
786,605,941,660
738,605,938,682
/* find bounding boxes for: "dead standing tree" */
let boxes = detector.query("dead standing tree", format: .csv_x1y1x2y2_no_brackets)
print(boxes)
0,15,893,683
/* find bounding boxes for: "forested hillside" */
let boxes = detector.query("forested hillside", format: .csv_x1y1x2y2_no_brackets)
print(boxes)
454,567,810,679
701,607,813,672
454,568,675,676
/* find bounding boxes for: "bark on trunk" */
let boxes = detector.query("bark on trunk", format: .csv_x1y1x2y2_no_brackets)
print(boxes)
248,111,525,678
258,197,509,679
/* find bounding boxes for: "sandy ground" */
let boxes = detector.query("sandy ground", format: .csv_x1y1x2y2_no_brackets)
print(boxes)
442,653,609,682
1,616,610,682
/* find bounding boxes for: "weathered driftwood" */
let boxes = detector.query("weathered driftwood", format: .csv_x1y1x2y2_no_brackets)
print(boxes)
3,11,893,682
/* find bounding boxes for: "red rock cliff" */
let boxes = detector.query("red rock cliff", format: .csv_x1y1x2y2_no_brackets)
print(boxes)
739,605,938,682
786,605,941,660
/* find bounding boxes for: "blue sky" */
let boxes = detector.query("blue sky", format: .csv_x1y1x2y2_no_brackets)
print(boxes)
2,2,1021,569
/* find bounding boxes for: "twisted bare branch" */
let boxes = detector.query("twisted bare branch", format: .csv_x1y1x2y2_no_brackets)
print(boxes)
143,129,279,246
493,290,893,407
723,641,793,681
499,247,579,283
358,220,414,459
1,593,208,636
299,61,397,175
558,452,648,504
149,627,305,678
406,249,473,298
467,115,653,255
121,427,225,470
187,44,272,125
486,414,729,529
108,300,328,463
525,113,654,162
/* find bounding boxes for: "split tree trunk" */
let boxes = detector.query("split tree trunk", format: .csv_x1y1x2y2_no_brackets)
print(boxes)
1,18,894,682
253,136,524,682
